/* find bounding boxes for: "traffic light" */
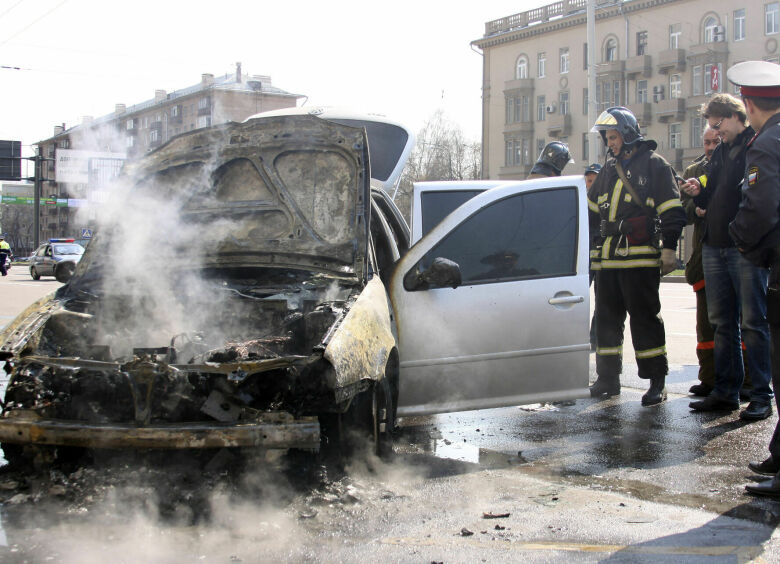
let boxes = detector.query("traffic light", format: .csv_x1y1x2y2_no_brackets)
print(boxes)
0,140,21,181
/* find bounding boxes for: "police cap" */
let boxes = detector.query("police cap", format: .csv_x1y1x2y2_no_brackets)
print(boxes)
584,163,601,175
727,61,780,98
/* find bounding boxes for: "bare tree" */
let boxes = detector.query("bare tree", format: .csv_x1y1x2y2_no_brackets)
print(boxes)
394,110,481,221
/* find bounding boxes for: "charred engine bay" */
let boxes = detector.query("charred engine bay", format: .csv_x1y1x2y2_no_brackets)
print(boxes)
3,268,360,425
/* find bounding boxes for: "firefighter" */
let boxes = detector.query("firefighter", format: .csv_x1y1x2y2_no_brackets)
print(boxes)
527,141,573,178
587,107,686,406
0,235,10,277
721,61,780,497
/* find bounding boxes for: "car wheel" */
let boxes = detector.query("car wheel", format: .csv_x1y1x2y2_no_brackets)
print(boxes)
342,377,395,458
55,261,76,283
30,266,40,280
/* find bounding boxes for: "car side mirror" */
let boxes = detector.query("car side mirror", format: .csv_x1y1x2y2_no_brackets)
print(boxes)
404,257,462,291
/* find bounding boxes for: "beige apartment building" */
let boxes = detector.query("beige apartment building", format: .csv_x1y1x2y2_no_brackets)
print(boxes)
33,63,303,243
472,0,778,180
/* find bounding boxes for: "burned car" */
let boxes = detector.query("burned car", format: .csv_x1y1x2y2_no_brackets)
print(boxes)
0,109,591,466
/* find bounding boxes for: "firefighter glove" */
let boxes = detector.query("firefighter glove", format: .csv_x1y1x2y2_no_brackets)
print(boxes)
660,248,677,276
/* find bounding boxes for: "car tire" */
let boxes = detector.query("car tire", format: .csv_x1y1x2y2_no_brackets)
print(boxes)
55,261,76,283
30,266,40,280
342,376,395,459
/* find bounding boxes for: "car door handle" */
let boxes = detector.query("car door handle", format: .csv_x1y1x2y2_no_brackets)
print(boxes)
548,295,584,305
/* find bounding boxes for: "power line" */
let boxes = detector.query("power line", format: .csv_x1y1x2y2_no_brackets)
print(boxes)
0,0,26,20
0,0,69,49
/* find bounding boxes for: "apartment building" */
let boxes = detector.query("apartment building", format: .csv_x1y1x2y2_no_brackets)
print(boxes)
33,63,303,242
472,0,777,180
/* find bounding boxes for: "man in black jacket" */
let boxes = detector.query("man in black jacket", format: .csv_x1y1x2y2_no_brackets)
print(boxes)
527,141,573,178
724,61,780,496
681,94,771,421
587,107,686,406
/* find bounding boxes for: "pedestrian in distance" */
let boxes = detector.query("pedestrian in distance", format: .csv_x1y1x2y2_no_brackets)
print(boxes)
587,106,686,406
0,235,10,277
527,141,573,178
720,61,780,497
681,93,772,421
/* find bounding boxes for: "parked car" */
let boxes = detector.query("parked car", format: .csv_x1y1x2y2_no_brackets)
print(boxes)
29,239,85,281
0,109,590,467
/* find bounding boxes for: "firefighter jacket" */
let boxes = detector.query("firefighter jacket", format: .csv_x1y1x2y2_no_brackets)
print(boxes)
682,154,709,288
692,125,754,248
729,112,780,268
587,140,686,270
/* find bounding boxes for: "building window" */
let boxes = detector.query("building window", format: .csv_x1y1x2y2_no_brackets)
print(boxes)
537,138,546,157
537,95,546,121
522,138,532,166
559,91,570,115
149,130,159,142
516,55,529,79
197,116,211,128
767,3,779,35
198,97,211,109
583,88,589,115
704,63,722,93
126,119,135,130
670,74,682,99
171,105,180,117
734,9,746,41
515,96,530,122
559,47,570,74
636,31,648,55
605,38,617,62
669,123,682,149
583,42,588,70
636,80,648,104
505,141,513,166
693,66,703,96
669,23,681,48
703,16,718,43
582,133,589,161
613,81,621,106
537,52,546,78
690,116,705,148
126,136,134,148
506,97,513,124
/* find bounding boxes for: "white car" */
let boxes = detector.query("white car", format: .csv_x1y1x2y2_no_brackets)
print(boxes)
0,108,590,465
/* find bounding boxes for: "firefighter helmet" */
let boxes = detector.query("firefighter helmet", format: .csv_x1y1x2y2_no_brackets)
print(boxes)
590,106,643,153
534,141,573,175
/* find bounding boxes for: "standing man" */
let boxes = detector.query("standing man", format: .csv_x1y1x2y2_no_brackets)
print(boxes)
722,61,780,494
681,94,772,420
584,163,601,189
587,107,686,405
527,141,573,178
0,235,10,277
682,127,720,396
585,163,603,350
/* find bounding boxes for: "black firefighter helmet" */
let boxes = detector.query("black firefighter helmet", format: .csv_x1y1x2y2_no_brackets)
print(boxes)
531,141,573,176
591,106,643,155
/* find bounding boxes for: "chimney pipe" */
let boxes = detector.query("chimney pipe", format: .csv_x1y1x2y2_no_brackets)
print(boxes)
54,125,64,136
201,73,214,85
115,103,126,114
236,62,242,83
154,89,167,102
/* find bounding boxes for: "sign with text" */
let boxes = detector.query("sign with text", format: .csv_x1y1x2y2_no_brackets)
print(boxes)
55,150,126,184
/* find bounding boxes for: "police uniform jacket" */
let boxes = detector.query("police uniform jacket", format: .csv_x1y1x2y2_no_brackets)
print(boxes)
587,140,686,270
729,112,780,267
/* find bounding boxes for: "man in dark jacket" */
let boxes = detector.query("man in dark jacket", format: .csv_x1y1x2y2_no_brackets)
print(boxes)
723,61,780,496
587,107,686,406
681,94,771,421
527,141,572,178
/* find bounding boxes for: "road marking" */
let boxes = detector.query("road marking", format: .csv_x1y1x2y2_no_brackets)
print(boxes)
380,537,763,558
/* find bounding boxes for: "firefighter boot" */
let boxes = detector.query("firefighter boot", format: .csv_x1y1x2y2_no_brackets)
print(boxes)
641,375,667,406
589,374,621,398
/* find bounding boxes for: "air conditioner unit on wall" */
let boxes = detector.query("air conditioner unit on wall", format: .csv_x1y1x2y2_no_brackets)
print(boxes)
713,25,726,42
546,104,557,113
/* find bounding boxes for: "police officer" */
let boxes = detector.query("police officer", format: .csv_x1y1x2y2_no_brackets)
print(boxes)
723,61,780,496
584,163,601,189
587,107,686,406
527,141,573,178
0,235,10,277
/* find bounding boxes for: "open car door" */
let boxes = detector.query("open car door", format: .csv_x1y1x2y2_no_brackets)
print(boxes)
391,176,591,416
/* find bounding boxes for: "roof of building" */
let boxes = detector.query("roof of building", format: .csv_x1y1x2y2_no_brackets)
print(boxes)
39,71,304,143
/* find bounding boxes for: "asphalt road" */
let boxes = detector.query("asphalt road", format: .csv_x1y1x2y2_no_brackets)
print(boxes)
0,274,778,562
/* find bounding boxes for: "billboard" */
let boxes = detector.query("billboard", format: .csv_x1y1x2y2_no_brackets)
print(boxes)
55,149,126,184
0,140,22,181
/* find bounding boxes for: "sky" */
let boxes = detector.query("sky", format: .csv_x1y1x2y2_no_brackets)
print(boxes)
0,0,534,160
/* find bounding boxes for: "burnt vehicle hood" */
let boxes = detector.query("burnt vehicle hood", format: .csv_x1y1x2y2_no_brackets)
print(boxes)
116,115,371,278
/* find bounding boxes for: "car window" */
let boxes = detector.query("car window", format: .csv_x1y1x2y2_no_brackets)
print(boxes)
411,187,578,287
420,190,484,238
328,119,408,183
53,244,84,255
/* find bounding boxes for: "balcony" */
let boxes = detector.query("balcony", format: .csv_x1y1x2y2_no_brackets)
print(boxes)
497,164,532,180
547,113,572,136
504,121,535,134
688,41,729,58
657,49,686,74
504,78,535,94
596,59,625,78
150,121,162,131
626,102,652,126
625,55,652,78
656,98,686,122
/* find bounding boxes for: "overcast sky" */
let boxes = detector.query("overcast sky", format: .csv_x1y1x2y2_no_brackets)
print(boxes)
1,0,533,157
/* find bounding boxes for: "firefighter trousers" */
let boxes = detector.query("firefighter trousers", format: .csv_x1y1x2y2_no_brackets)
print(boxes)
595,267,667,380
